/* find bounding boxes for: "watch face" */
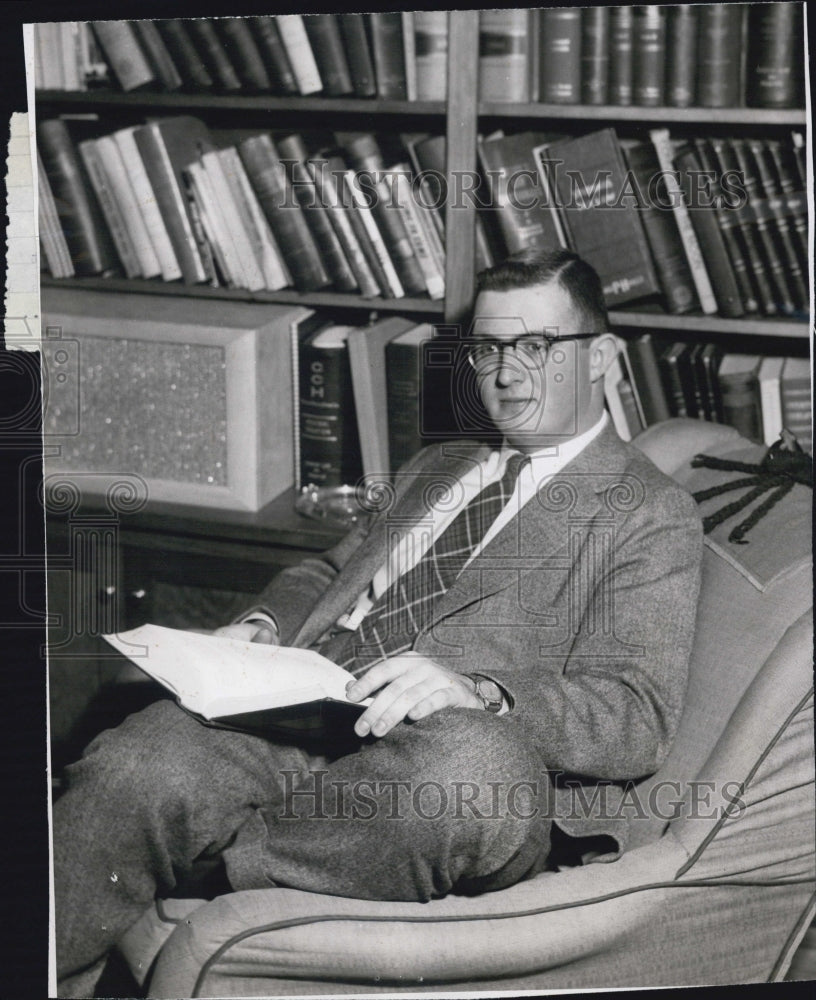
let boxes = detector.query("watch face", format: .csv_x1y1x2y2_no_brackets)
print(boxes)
476,678,503,710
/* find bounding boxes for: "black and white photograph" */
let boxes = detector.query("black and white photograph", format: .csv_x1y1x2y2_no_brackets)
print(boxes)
1,2,814,997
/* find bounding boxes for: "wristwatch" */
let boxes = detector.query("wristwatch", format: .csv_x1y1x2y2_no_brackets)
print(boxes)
468,674,504,713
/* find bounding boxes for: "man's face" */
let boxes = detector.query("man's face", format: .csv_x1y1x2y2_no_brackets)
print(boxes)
470,282,598,452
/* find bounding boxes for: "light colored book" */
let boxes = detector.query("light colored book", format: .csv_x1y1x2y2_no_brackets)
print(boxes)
78,138,142,278
758,356,785,445
387,167,444,299
343,171,404,298
276,15,323,95
401,11,417,101
104,624,371,733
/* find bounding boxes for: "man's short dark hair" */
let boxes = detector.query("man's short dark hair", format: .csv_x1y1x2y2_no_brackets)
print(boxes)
475,248,609,333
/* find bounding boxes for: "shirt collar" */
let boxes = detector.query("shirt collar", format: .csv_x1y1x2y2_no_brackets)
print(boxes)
500,411,609,477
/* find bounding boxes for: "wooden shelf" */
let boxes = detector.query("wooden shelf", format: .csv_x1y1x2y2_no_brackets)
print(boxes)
40,277,445,317
479,102,808,127
610,309,809,339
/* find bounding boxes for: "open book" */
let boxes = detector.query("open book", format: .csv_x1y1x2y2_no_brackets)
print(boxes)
103,624,372,737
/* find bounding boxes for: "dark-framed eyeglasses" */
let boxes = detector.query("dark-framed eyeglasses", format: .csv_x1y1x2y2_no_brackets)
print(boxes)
466,331,603,370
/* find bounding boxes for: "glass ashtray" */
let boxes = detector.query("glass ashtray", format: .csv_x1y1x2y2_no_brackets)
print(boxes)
295,484,363,529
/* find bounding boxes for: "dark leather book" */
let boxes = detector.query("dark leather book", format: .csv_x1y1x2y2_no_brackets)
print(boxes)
627,334,672,426
477,131,566,258
133,116,215,285
608,6,634,105
729,138,796,316
696,4,745,107
90,20,155,91
37,118,119,276
248,17,298,95
215,18,272,92
708,137,777,316
673,143,744,318
479,8,531,104
341,133,425,295
687,343,709,421
632,6,666,107
130,21,183,91
237,134,330,292
385,323,433,469
748,139,809,314
619,139,698,315
535,128,660,308
765,140,808,275
539,8,581,104
275,133,357,293
747,2,804,108
692,138,759,315
696,342,725,423
186,19,242,92
303,14,354,96
665,5,697,108
581,7,610,105
658,342,698,418
718,354,763,444
299,324,364,489
155,20,214,92
367,13,407,100
337,14,377,98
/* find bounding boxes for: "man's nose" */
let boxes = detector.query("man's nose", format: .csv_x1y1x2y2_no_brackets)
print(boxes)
494,346,525,385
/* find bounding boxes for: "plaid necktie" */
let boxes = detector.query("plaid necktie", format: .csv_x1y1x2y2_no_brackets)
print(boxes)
322,452,530,675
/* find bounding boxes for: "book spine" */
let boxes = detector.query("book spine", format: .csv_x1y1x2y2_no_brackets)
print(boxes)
698,344,724,423
276,15,323,95
302,14,353,96
179,170,218,287
618,378,644,439
658,347,691,418
343,171,405,298
747,2,802,108
299,340,363,489
368,12,407,100
78,21,111,89
37,119,119,276
387,170,444,299
758,362,784,445
155,19,214,91
720,368,763,444
37,151,74,277
337,14,377,98
632,6,666,107
90,20,155,91
665,5,697,108
687,344,709,421
696,3,744,107
627,335,672,425
539,8,581,104
186,19,242,92
237,135,329,292
402,12,418,102
78,138,141,278
581,7,610,106
414,11,447,102
205,149,267,291
130,20,183,91
215,17,272,92
780,363,812,453
185,161,239,287
765,140,809,275
479,9,530,103
58,22,82,92
386,340,426,469
249,17,298,94
649,128,717,314
608,6,634,105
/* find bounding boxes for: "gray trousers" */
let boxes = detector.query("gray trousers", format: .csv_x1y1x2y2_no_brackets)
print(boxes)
54,699,553,997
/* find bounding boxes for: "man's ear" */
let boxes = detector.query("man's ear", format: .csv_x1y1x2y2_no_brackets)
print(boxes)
588,333,620,383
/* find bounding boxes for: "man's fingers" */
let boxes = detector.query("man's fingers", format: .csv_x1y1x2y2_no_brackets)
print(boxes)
346,656,413,701
355,677,439,738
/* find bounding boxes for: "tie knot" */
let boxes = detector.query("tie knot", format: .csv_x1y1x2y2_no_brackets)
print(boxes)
502,452,529,487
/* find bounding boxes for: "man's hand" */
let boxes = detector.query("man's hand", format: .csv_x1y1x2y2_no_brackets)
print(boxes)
346,652,482,738
211,623,278,644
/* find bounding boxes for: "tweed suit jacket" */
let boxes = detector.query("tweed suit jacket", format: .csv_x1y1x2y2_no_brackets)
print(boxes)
246,423,703,846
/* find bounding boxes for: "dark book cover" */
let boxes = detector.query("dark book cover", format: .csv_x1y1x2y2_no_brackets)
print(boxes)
299,325,364,489
581,7,610,105
155,19,215,91
619,139,698,315
718,354,763,444
687,343,709,421
632,6,666,107
215,18,272,92
697,342,725,423
765,140,808,274
130,21,183,91
627,334,672,426
608,6,634,105
708,137,777,316
692,138,759,315
303,14,354,96
367,12,407,100
665,5,697,108
747,2,804,108
338,13,377,98
276,133,357,293
37,118,120,276
536,128,661,307
539,8,581,104
658,342,698,418
385,323,431,469
238,133,330,292
186,18,242,92
249,17,298,94
696,4,745,107
479,8,531,104
477,131,565,258
673,143,745,318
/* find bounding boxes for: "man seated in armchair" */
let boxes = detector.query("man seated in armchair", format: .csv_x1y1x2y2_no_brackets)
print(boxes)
53,249,703,998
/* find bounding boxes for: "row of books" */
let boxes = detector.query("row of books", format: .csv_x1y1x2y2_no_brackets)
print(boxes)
33,13,449,101
37,117,448,301
34,6,805,111
609,335,811,453
476,126,809,317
